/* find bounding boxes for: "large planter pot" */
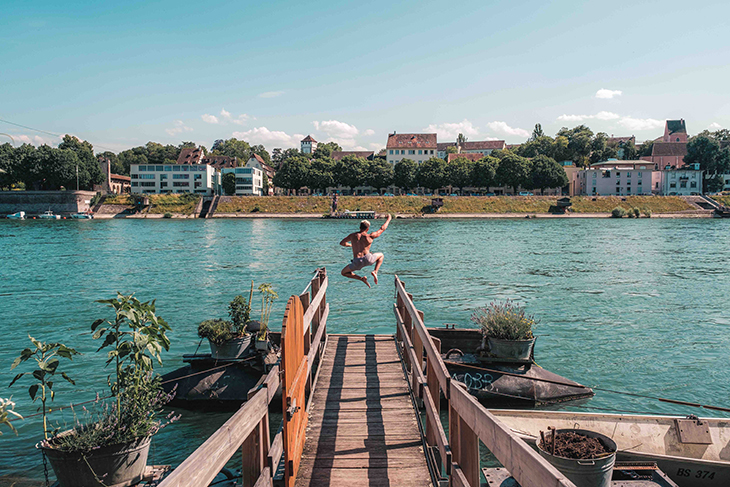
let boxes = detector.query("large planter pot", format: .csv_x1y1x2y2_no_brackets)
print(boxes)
537,429,616,487
487,336,536,360
39,434,151,487
209,334,253,359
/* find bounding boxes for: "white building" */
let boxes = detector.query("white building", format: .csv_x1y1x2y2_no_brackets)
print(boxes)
301,135,317,154
221,166,264,196
436,140,506,159
659,163,703,195
575,165,656,196
386,133,437,165
130,163,218,195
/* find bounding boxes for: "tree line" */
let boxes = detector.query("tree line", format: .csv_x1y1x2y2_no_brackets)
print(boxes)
684,129,730,192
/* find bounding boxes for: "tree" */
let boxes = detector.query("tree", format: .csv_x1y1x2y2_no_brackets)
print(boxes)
273,155,309,193
530,123,544,141
417,157,447,192
589,133,618,164
685,135,730,174
638,140,654,158
496,153,531,193
705,174,724,193
393,159,418,192
250,144,271,165
334,155,368,190
0,143,14,189
516,136,555,159
529,155,568,194
307,157,335,192
445,145,458,155
367,158,394,191
622,140,638,160
145,142,180,165
211,138,251,160
97,151,125,175
456,133,468,145
313,142,342,159
261,173,269,195
446,157,472,192
472,156,498,189
222,172,236,195
273,148,299,168
556,125,594,166
59,135,104,189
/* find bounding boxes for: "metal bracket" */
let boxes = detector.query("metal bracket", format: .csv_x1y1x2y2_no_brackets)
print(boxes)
675,418,712,444
286,397,300,421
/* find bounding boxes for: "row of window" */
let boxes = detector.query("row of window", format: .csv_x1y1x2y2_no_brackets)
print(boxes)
389,149,435,156
136,165,207,172
669,181,697,188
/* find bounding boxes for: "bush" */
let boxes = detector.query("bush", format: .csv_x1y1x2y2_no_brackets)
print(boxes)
251,206,260,213
163,212,172,219
471,301,537,340
633,207,640,218
643,208,652,218
197,318,241,345
611,207,626,218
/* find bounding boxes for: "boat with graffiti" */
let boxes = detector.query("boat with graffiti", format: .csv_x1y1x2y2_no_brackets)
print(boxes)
427,326,594,406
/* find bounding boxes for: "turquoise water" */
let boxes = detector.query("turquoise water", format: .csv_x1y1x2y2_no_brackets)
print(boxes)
1,218,730,483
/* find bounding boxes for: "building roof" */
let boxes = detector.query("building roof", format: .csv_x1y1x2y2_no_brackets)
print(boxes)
447,153,484,162
436,142,453,151
590,160,653,169
202,155,237,169
666,119,687,135
110,174,131,182
460,140,506,150
386,133,437,149
331,151,375,161
301,135,317,143
177,147,203,164
248,154,276,174
651,142,688,157
607,136,635,146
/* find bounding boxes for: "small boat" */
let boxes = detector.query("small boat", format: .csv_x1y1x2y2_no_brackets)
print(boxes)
490,409,730,487
38,210,60,220
7,211,25,220
70,212,94,219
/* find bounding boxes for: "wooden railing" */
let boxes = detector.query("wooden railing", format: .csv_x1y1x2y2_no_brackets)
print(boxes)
394,276,577,487
159,269,328,487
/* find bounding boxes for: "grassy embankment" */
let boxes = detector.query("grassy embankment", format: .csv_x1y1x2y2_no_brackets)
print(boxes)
103,194,201,215
712,195,730,206
216,195,693,214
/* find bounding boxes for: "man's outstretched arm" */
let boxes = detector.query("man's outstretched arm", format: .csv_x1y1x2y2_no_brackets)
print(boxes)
339,234,353,247
370,214,392,238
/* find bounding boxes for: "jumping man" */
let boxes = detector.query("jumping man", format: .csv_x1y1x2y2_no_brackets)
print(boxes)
340,214,392,288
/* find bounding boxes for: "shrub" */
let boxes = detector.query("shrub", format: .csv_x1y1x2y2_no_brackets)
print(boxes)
627,209,636,218
611,207,626,218
643,208,652,218
251,206,260,213
163,212,172,219
633,208,640,218
197,319,240,345
471,301,537,340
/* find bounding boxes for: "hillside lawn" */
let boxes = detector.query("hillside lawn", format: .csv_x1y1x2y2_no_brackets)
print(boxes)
215,195,693,214
103,194,200,215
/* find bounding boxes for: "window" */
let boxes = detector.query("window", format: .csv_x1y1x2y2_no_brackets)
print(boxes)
139,174,155,179
194,182,202,188
164,166,171,171
592,179,596,186
173,182,189,187
138,166,147,171
140,182,155,187
638,172,642,177
690,181,697,188
627,172,631,178
173,174,189,179
670,182,676,188
638,180,642,185
160,174,167,180
156,166,163,171
131,174,138,179
194,174,202,180
616,186,620,193
389,150,393,155
131,182,139,187
182,166,189,171
676,137,680,142
160,182,168,188
680,181,687,188
592,172,596,178
418,150,422,155
408,150,415,155
173,166,181,171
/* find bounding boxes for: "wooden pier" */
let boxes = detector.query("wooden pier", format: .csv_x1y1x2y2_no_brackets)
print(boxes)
158,269,578,487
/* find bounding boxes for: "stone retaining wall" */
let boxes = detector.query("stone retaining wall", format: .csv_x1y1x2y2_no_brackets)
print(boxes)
0,191,97,215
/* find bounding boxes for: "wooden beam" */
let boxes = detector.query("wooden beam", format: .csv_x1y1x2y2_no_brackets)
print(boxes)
252,467,271,487
242,412,270,487
422,384,451,476
450,463,470,487
302,275,328,330
268,431,283,472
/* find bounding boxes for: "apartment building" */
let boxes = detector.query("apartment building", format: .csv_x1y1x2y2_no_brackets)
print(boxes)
221,166,264,196
437,140,506,159
659,164,703,195
130,163,218,195
386,133,437,165
575,163,656,196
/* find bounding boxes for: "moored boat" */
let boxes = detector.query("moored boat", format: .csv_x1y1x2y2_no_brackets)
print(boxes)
490,409,730,487
38,210,60,220
70,212,93,219
6,211,25,220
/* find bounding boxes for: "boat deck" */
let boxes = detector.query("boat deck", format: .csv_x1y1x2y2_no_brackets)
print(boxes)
295,334,432,487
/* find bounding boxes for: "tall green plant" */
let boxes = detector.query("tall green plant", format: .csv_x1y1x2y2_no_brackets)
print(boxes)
228,291,252,335
471,301,537,340
9,336,79,439
91,293,171,418
258,283,278,336
0,397,22,436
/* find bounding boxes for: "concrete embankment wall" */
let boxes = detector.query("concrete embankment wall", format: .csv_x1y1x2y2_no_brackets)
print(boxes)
0,191,97,215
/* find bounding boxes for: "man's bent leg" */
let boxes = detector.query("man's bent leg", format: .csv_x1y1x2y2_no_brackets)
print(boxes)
371,253,384,285
341,265,371,288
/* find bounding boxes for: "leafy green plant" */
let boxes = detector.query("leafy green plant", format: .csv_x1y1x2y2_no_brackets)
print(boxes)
257,283,278,338
197,319,240,345
163,212,172,218
0,397,22,436
633,207,640,218
643,208,652,218
9,336,79,439
611,206,626,218
228,294,252,335
471,301,537,340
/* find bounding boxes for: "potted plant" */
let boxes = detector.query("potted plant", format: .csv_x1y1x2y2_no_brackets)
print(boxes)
0,397,22,436
538,428,617,487
255,283,278,351
10,294,176,487
471,300,538,361
198,283,255,359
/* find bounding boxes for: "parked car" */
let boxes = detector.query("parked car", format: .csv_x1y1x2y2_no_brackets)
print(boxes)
449,193,458,197
383,193,395,197
485,192,496,196
518,191,534,196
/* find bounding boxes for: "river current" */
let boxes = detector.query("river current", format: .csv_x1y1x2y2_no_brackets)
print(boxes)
1,217,729,482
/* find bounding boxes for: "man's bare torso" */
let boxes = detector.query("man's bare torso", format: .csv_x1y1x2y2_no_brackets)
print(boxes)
348,232,373,258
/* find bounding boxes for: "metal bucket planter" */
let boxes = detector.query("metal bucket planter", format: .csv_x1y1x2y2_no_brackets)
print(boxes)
255,331,270,351
209,334,253,359
486,336,536,360
39,434,151,487
537,429,616,487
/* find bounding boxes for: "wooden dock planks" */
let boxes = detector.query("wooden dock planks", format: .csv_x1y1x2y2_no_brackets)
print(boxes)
296,334,433,487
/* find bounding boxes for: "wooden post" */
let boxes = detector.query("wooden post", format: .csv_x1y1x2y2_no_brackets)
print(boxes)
426,336,441,448
458,415,479,487
300,292,311,356
242,411,270,487
311,277,320,337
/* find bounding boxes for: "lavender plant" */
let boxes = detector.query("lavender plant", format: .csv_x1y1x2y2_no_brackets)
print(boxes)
471,300,538,340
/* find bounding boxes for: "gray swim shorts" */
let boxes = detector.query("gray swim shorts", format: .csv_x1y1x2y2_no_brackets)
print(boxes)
349,253,377,271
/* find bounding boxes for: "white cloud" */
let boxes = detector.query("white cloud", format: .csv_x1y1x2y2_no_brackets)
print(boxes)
259,91,284,98
363,129,375,136
487,121,530,138
708,122,723,130
423,119,479,140
596,89,622,99
201,114,219,124
369,142,383,151
313,120,359,139
557,111,619,122
596,111,620,120
34,135,46,145
617,117,664,131
166,120,193,136
232,127,304,149
17,135,32,144
220,108,249,125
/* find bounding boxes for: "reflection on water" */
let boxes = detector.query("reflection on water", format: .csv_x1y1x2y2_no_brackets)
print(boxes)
1,217,729,481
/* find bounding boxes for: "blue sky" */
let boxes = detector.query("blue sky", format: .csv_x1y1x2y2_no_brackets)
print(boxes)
2,0,729,153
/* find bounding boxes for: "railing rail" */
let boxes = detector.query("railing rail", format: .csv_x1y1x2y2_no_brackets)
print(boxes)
159,269,328,487
394,275,577,487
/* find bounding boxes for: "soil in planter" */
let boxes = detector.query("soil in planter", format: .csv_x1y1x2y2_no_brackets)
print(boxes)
539,430,612,459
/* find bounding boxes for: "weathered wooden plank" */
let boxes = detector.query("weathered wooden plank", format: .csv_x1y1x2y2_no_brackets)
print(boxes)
308,408,419,424
301,436,426,458
268,430,283,472
295,466,431,487
309,420,420,437
242,412,269,487
298,457,423,470
450,463,470,487
302,275,328,331
252,466,271,487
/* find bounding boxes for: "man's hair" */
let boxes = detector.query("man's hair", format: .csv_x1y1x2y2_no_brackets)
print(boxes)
360,220,370,231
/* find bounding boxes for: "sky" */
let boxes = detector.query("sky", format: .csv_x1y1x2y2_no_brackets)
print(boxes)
1,0,729,154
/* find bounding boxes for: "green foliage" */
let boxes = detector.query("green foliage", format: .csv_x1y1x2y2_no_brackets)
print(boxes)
163,212,172,218
633,207,640,218
456,133,468,145
1,397,22,436
273,155,309,191
611,206,626,218
306,157,335,191
446,157,472,191
9,336,79,439
471,301,537,340
556,125,594,166
417,157,447,191
638,140,654,158
197,319,240,345
472,157,498,188
313,142,342,159
222,172,236,195
589,133,618,164
258,283,278,336
529,155,568,193
228,294,251,334
685,135,730,174
335,155,369,189
496,153,531,192
211,138,251,160
643,208,652,218
367,158,394,190
705,174,724,193
393,159,418,191
530,123,544,141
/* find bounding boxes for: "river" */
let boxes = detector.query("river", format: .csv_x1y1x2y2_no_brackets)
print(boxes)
1,217,729,483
